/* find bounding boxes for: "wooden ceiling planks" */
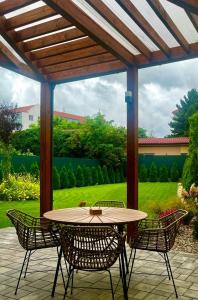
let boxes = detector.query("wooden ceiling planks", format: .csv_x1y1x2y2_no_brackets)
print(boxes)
0,0,37,16
186,12,198,32
167,0,198,14
146,0,189,52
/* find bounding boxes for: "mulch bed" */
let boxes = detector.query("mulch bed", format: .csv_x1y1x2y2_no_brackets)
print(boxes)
173,225,198,254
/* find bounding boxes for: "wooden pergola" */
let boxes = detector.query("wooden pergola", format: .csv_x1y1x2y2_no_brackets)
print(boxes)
0,0,198,218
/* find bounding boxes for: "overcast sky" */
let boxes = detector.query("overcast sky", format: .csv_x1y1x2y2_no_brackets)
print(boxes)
0,57,198,137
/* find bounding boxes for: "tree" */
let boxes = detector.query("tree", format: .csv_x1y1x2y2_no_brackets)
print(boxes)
170,162,179,182
169,89,198,136
0,102,21,145
149,162,158,182
91,166,99,185
83,166,92,186
119,165,125,182
108,167,115,184
159,165,169,182
102,165,110,184
30,162,40,178
97,165,104,185
60,167,69,189
67,168,76,188
0,163,3,183
76,165,85,187
182,111,198,189
115,168,121,183
138,128,148,138
53,167,60,190
139,164,148,182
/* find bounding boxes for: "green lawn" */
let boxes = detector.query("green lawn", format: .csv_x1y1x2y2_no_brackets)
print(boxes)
0,182,178,228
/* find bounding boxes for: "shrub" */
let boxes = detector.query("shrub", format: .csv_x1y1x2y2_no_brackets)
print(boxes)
192,214,198,240
83,166,92,186
115,168,121,183
119,165,125,182
76,165,85,187
149,162,158,182
0,163,3,183
0,174,39,201
139,164,147,182
92,166,99,185
60,167,69,189
159,165,169,182
109,167,115,184
102,165,109,184
30,162,40,179
170,162,179,182
67,168,76,188
53,167,60,190
97,165,104,185
18,164,27,176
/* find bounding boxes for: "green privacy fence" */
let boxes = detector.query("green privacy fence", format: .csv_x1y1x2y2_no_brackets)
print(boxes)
139,155,187,174
0,155,99,172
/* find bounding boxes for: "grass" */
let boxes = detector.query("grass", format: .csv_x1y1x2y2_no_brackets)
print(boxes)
0,182,178,228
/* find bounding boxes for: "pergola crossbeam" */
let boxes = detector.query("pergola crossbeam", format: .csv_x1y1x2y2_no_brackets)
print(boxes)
0,0,37,16
167,0,198,14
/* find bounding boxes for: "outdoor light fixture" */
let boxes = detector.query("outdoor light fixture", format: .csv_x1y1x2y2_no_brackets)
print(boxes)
125,91,133,103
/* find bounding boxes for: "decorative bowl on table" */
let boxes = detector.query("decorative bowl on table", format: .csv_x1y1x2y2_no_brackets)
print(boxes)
89,207,102,215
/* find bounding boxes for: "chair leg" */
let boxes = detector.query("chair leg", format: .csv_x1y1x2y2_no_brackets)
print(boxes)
127,248,136,290
63,267,73,300
163,253,170,280
71,269,74,295
15,250,29,295
123,244,129,273
165,253,178,298
24,250,31,278
107,270,114,300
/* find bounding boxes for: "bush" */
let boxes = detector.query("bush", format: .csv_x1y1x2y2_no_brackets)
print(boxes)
192,214,198,240
149,162,158,182
97,166,104,185
115,168,121,183
102,165,109,184
0,163,3,183
0,174,39,201
18,164,27,176
67,168,76,188
159,165,169,182
109,167,115,183
139,164,147,182
30,162,40,179
170,162,179,182
92,166,99,185
76,165,85,187
83,166,92,186
60,167,69,189
53,167,60,190
119,165,125,182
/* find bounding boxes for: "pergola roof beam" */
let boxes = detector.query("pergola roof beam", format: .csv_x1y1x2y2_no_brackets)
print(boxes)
186,12,198,32
43,0,135,65
23,28,86,51
86,0,151,60
0,0,37,16
146,0,189,53
167,0,198,14
116,0,170,57
16,17,72,41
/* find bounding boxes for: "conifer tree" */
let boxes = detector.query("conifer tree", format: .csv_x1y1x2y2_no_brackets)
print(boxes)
60,167,69,188
53,167,60,189
67,168,76,188
18,164,27,176
30,162,40,178
119,165,125,182
115,168,121,183
92,166,99,185
159,165,169,182
139,164,148,182
102,165,110,184
109,167,115,184
97,165,104,185
171,162,180,182
149,162,158,182
76,165,85,187
0,163,3,183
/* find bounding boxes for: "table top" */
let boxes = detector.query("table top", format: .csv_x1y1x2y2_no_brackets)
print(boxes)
44,207,147,225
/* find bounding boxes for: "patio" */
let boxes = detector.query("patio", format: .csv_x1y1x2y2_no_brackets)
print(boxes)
1,227,198,300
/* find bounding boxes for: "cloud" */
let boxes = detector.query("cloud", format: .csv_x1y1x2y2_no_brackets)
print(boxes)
0,57,198,137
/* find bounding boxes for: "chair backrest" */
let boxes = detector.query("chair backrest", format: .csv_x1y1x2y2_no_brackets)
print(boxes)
162,209,188,251
93,200,125,208
60,225,125,270
7,209,35,249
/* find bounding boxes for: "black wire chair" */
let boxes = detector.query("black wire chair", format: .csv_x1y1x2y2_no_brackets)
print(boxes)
60,225,125,300
128,209,188,298
7,209,63,295
94,200,125,208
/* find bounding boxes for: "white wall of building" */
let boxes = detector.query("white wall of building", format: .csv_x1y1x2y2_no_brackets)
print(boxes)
21,104,40,129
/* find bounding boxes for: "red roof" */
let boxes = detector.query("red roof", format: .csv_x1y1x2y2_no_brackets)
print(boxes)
14,105,34,113
54,111,85,123
139,137,189,145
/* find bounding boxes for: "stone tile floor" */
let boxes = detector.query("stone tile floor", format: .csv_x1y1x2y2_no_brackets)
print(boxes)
0,227,198,300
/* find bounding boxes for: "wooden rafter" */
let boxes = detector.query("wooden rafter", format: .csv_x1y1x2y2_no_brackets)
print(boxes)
146,0,189,52
23,28,86,51
0,0,37,15
0,15,44,79
16,17,72,41
36,45,107,67
30,38,96,60
43,0,134,65
186,11,198,32
116,0,170,57
167,0,198,14
5,5,57,30
48,60,126,83
86,0,151,60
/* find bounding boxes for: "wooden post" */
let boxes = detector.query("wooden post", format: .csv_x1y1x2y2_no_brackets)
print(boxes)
40,81,55,216
126,67,138,239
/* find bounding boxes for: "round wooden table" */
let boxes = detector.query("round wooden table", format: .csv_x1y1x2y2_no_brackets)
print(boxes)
44,207,147,300
44,206,147,225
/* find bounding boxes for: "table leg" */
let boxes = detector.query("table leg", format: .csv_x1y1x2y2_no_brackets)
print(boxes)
120,249,128,300
51,247,63,297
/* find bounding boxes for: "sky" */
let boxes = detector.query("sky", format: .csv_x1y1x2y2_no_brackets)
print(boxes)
0,57,198,137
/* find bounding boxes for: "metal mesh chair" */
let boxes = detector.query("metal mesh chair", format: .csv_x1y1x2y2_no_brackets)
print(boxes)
128,209,188,298
7,209,61,294
94,200,125,208
60,225,125,300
